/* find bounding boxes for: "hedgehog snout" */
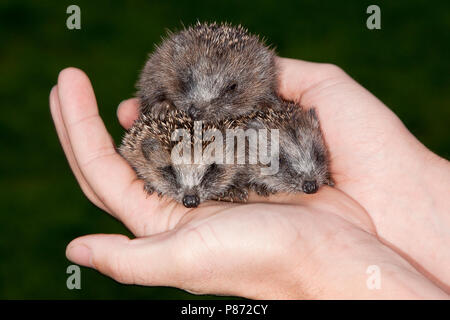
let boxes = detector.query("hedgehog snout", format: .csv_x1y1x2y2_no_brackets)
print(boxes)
302,180,318,194
182,194,200,208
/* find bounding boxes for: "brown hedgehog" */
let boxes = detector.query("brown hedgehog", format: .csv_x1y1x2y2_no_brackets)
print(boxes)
244,101,334,195
137,21,279,121
119,102,333,207
118,108,248,208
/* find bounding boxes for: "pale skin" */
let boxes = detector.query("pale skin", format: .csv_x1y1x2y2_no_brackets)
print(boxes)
50,57,450,299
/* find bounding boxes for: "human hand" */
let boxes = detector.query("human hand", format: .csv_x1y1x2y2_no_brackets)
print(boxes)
276,58,450,290
50,59,449,298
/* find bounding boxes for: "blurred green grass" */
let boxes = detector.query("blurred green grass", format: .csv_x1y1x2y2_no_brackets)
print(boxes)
0,0,448,299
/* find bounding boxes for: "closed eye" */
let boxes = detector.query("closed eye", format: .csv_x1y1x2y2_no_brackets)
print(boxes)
279,156,298,175
161,165,175,176
312,142,326,164
160,165,179,188
179,71,194,94
278,156,287,168
201,163,221,188
223,82,238,94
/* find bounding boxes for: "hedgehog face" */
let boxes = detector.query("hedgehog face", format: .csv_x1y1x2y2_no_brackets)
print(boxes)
160,162,236,207
168,50,276,121
275,126,331,194
120,129,239,208
138,22,278,121
248,107,332,195
140,158,238,208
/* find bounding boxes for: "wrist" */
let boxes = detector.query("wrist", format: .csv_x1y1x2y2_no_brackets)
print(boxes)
359,259,450,299
399,148,450,289
372,139,450,291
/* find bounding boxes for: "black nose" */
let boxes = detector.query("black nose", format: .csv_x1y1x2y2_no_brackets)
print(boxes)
188,105,199,119
302,181,318,194
182,195,200,208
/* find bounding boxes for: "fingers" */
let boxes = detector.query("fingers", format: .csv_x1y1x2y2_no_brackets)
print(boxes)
56,68,177,234
49,85,111,213
276,57,350,105
66,233,182,287
117,98,140,129
57,67,138,214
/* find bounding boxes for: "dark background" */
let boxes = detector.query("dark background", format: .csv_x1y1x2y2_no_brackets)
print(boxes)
0,0,448,299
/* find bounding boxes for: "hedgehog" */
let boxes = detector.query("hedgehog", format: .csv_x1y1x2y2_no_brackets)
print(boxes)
244,101,334,196
118,109,248,208
137,21,279,121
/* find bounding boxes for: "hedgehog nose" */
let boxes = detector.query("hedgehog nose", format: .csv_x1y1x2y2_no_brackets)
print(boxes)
188,105,200,120
182,195,200,208
302,180,318,194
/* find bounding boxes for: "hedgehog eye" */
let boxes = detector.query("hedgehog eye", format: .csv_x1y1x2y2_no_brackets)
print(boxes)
153,92,166,103
278,156,287,167
313,148,326,164
201,163,220,188
224,82,237,93
161,165,176,179
204,163,218,177
312,141,326,164
179,71,194,94
159,165,179,188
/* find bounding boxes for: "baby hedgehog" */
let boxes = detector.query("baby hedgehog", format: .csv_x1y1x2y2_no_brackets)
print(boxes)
245,102,333,196
119,110,247,208
137,21,279,121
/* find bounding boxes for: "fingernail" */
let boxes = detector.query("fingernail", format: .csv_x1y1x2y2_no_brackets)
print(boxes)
66,244,93,268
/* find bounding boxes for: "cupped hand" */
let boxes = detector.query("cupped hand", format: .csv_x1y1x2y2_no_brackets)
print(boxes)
276,58,450,290
50,58,449,298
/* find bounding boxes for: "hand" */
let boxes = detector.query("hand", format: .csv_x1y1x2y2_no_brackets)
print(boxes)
276,58,450,290
50,59,449,298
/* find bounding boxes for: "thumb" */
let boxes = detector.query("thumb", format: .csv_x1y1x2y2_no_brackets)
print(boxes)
66,233,182,286
276,57,349,104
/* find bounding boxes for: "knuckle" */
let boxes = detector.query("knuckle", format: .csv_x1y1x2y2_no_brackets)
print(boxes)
79,146,116,168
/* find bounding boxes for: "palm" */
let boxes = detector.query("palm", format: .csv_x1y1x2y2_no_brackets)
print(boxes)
135,186,381,297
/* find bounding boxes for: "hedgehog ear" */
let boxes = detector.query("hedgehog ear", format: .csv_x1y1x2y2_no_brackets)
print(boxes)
307,108,320,128
246,118,265,131
141,137,164,161
139,90,167,114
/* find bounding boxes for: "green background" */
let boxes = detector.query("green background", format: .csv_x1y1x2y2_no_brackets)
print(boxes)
0,0,449,299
